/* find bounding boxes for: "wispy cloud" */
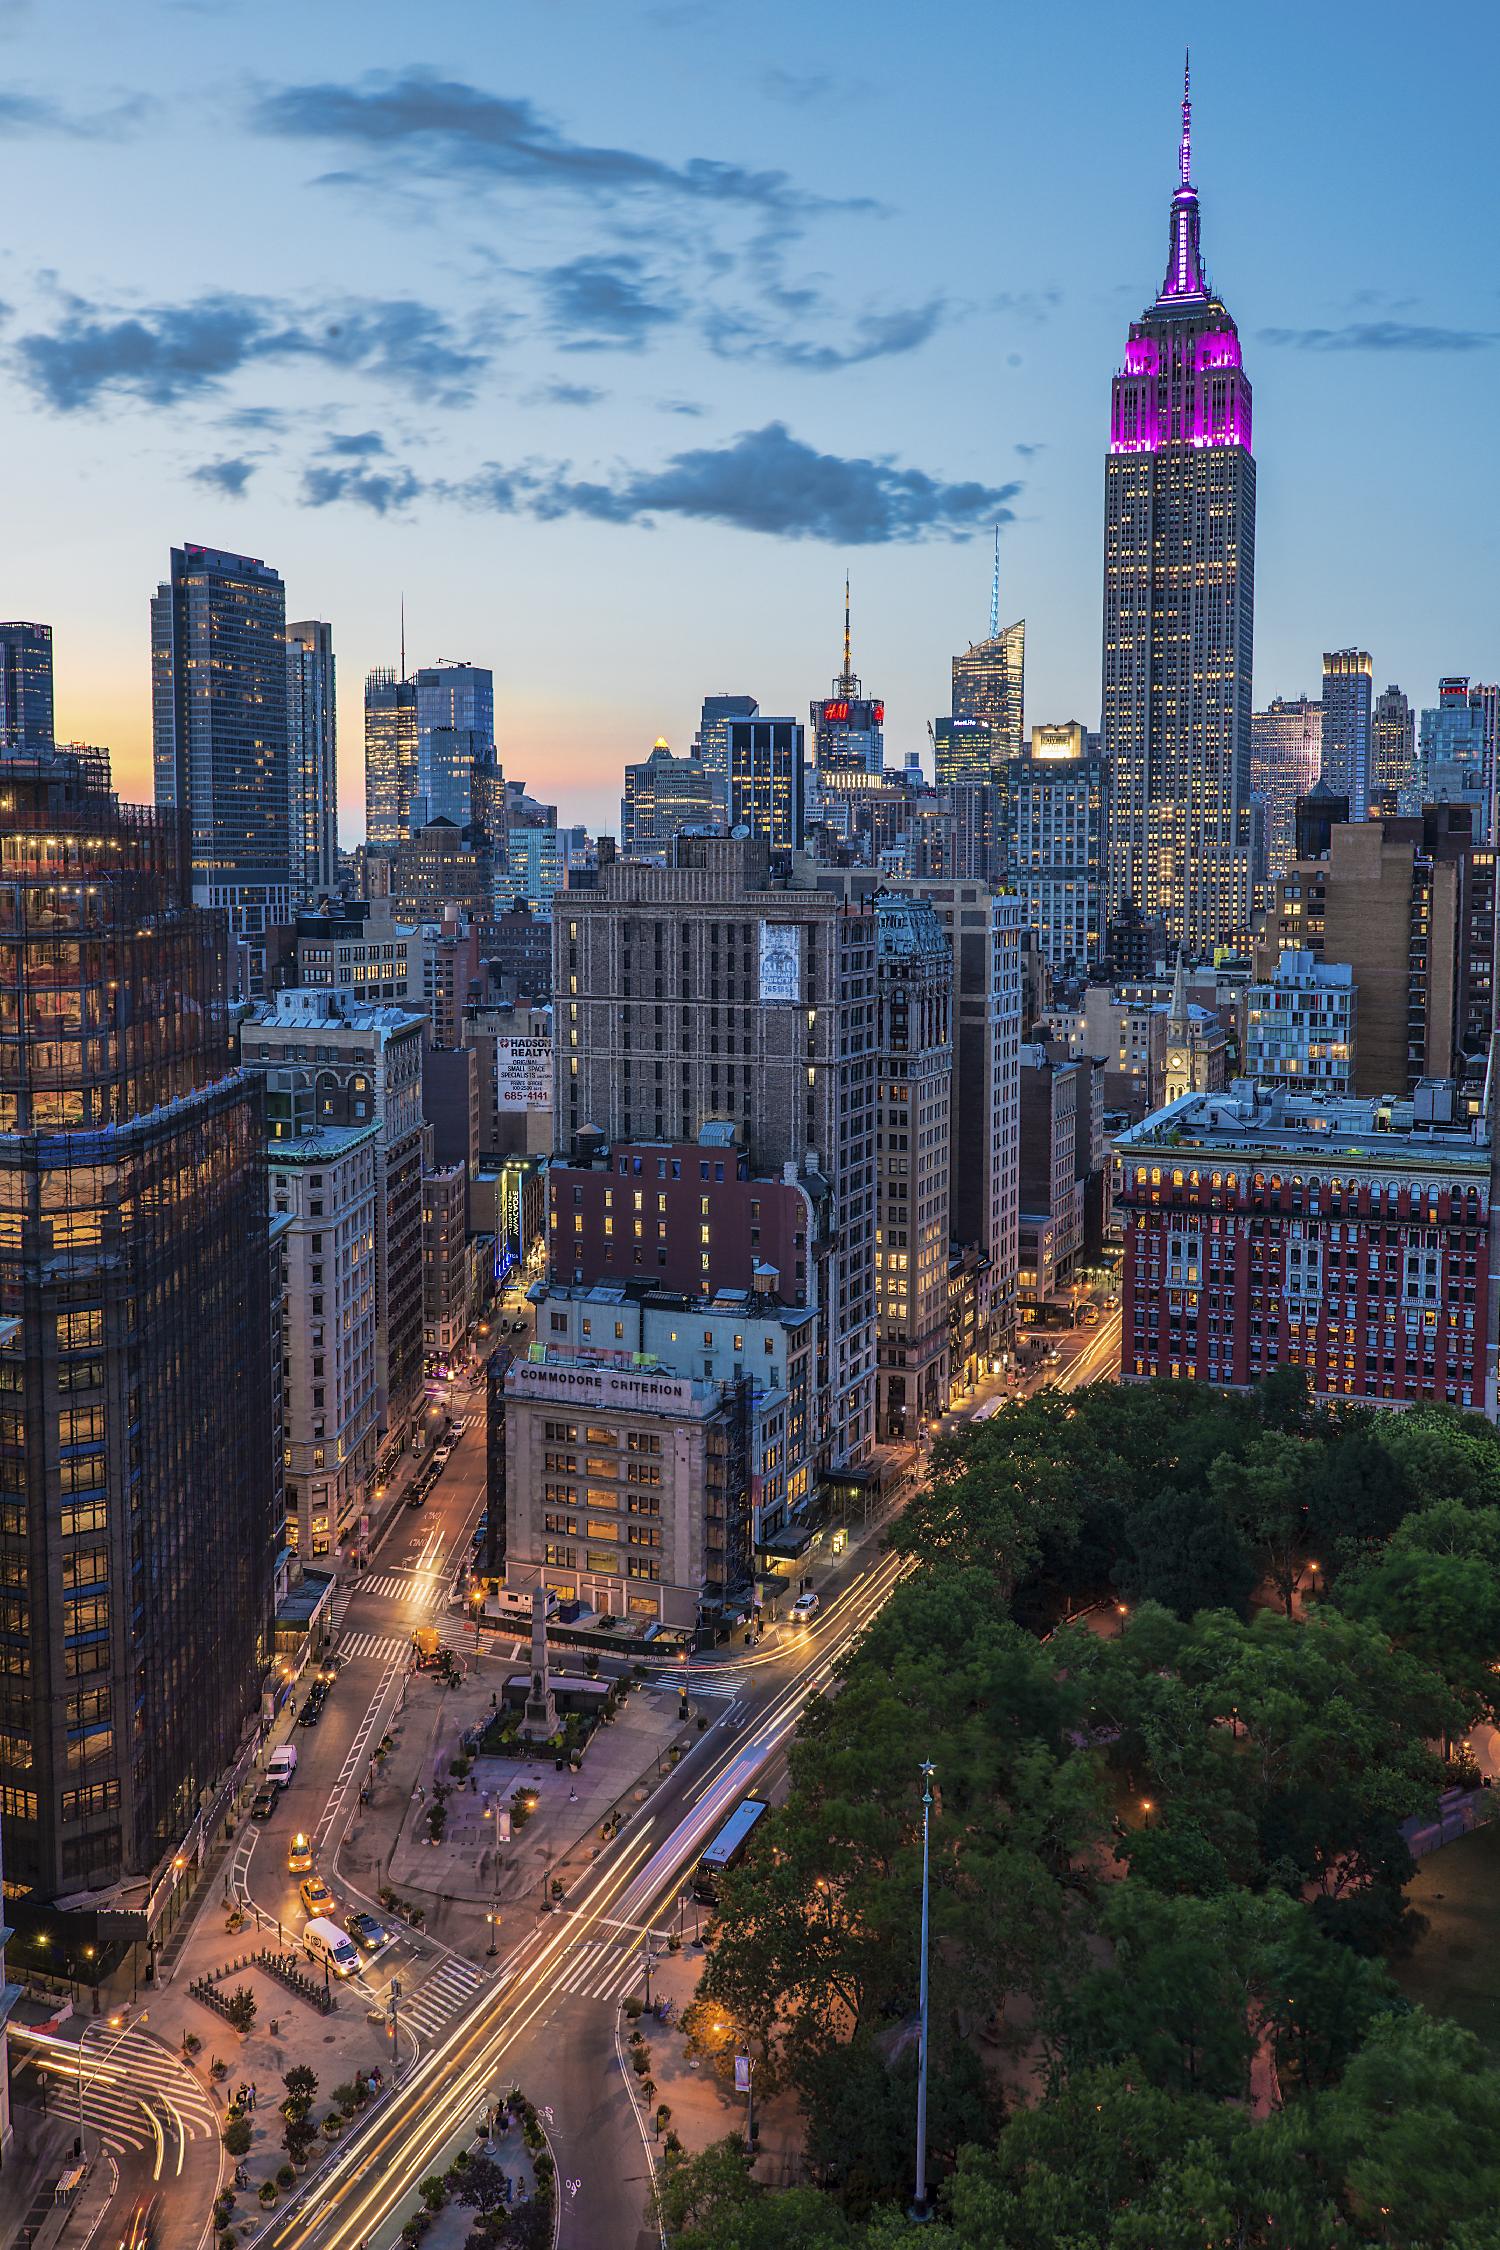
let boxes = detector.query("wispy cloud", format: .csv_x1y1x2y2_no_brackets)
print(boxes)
190,456,255,497
459,421,1019,544
323,428,388,457
526,380,606,408
539,254,680,351
707,298,944,372
759,68,835,107
301,460,423,513
14,290,489,410
1261,321,1498,353
0,89,151,137
249,67,859,220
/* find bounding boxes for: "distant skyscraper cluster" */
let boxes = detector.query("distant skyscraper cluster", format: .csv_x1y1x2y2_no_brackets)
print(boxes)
1,55,1496,2024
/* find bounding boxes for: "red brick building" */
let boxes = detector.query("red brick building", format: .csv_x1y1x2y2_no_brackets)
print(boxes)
548,1129,809,1303
1116,1080,1494,1413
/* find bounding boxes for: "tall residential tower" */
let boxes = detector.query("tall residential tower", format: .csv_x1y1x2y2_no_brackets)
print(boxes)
1102,64,1256,951
1321,650,1374,821
151,545,291,936
286,618,337,901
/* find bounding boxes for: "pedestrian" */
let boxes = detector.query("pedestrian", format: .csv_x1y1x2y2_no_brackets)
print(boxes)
250,2080,258,2111
568,1785,577,1803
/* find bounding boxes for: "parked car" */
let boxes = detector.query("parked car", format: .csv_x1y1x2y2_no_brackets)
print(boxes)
346,1911,389,1954
250,1787,277,1821
299,1874,335,1917
406,1488,427,1509
790,1590,822,1623
433,1443,453,1466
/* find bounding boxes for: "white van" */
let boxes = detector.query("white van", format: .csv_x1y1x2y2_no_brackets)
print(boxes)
303,1918,360,1978
267,1745,298,1788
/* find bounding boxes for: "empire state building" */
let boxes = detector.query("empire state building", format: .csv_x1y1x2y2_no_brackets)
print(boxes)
1102,64,1255,952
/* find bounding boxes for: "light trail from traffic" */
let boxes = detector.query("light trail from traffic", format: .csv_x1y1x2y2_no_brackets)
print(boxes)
262,1542,910,2250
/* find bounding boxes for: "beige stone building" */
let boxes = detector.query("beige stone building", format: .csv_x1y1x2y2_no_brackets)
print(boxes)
504,1358,750,1628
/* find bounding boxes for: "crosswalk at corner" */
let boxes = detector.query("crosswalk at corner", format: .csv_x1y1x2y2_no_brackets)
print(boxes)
336,1630,413,1665
355,1571,448,1609
390,1953,484,2041
29,2026,220,2157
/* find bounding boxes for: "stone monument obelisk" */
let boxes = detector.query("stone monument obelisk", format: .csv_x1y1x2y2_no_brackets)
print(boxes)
520,1585,558,1742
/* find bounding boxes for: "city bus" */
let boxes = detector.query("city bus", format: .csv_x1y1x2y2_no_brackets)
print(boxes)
693,1796,770,1904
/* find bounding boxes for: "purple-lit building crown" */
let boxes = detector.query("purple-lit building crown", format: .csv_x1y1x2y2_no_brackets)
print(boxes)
1109,62,1252,457
1101,60,1257,955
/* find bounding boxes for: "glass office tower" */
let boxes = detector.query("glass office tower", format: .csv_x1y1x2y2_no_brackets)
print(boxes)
150,544,291,936
0,622,55,754
0,754,276,1904
364,667,418,855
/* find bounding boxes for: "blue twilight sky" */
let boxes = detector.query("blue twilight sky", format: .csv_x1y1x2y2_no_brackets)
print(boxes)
1,0,1496,839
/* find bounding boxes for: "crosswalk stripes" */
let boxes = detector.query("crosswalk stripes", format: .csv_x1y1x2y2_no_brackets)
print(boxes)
357,1571,447,1607
34,2028,220,2156
337,1630,411,1665
552,1941,651,2004
395,1954,484,2041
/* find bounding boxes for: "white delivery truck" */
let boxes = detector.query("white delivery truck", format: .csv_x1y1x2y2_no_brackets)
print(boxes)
303,1918,360,1978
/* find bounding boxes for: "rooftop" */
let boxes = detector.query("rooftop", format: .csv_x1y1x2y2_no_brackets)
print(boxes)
266,1121,379,1162
1117,1079,1488,1166
254,988,425,1033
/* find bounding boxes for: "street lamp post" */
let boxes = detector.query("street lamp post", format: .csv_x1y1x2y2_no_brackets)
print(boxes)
911,1760,935,2223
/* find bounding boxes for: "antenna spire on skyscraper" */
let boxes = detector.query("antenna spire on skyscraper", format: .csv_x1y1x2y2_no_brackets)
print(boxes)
1180,50,1192,186
989,525,1001,642
400,594,407,684
842,571,852,689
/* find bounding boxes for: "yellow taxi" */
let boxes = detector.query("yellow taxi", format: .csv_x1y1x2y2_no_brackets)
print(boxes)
299,1874,335,1917
287,1831,313,1875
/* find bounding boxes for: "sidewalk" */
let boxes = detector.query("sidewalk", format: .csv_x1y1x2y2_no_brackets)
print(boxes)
337,1651,691,1956
616,1942,805,2191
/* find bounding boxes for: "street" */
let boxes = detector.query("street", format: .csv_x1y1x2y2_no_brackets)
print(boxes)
14,1302,1122,2250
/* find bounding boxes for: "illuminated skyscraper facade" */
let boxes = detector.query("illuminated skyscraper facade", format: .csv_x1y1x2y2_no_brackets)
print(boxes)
414,662,495,830
364,668,418,855
1371,684,1416,813
952,621,1024,766
151,544,292,936
725,716,804,856
0,754,276,1903
1251,697,1323,880
0,622,54,754
1321,650,1374,822
1102,68,1255,951
287,619,337,901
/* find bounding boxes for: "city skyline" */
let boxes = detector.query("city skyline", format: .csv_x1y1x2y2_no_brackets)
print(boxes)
0,1,1495,839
